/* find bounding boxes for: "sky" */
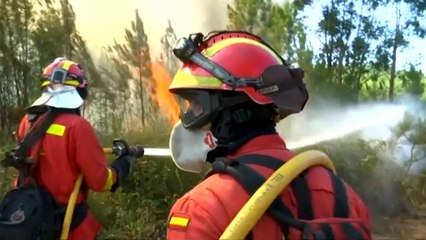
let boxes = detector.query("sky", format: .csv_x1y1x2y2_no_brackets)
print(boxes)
68,0,426,73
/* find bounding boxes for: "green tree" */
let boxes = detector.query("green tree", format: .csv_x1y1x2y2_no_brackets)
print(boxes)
0,0,34,142
159,20,179,75
109,9,152,127
316,0,384,102
93,51,133,134
227,0,312,66
227,0,273,34
390,111,426,207
398,65,424,97
373,0,425,101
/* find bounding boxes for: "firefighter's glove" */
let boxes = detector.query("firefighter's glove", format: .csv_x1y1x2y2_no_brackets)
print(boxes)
109,154,136,192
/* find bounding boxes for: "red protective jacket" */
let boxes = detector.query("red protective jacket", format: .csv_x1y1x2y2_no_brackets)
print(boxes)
17,112,118,240
167,134,371,239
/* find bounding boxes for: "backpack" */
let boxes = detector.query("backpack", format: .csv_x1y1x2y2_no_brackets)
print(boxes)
0,110,63,240
207,154,371,240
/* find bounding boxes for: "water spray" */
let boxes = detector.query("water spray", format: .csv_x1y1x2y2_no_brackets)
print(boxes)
129,103,408,157
282,103,407,149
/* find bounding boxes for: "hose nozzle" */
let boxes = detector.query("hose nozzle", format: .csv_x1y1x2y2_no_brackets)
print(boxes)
104,139,145,158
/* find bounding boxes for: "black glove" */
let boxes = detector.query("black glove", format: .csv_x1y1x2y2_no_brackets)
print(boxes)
109,154,136,192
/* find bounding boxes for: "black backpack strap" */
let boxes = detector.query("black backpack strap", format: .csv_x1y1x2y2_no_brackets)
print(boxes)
291,174,314,220
320,223,335,239
211,155,306,239
231,155,315,220
328,170,349,218
15,110,59,159
211,154,367,240
1,109,59,181
341,222,365,240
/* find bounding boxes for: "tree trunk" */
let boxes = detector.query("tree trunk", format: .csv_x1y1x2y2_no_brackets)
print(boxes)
389,4,401,103
389,41,397,102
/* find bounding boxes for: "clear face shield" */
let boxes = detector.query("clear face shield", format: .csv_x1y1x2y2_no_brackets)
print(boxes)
177,90,220,129
177,90,253,130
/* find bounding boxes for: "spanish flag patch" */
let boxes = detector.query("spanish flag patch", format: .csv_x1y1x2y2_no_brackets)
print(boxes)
168,213,191,231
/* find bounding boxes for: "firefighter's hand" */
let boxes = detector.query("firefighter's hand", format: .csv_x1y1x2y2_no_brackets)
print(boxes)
109,154,136,192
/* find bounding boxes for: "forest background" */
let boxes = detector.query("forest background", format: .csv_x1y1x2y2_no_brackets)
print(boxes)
0,0,425,239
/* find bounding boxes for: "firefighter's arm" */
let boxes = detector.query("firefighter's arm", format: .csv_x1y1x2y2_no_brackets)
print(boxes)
167,197,223,240
72,119,129,192
16,115,29,141
11,115,29,185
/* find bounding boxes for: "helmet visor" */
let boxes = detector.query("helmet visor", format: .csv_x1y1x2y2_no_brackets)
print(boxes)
178,90,219,129
177,90,253,129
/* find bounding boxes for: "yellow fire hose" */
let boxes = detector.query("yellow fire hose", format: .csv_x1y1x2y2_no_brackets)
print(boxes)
60,174,83,240
220,150,336,240
59,147,121,240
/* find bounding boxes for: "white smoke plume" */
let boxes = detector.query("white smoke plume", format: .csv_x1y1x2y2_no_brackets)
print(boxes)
69,0,232,59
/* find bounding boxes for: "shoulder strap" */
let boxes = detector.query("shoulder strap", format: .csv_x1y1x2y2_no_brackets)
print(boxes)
234,155,315,220
1,109,59,172
210,155,307,238
211,154,365,240
225,154,350,219
16,110,59,158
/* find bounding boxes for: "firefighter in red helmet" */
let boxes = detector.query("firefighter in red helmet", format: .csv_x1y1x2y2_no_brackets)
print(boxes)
166,31,372,239
14,57,137,240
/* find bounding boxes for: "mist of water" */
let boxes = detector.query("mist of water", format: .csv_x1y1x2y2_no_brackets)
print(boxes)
278,102,408,149
143,101,409,157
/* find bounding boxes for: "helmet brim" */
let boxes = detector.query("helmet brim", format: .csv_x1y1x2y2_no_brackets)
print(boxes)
30,85,83,109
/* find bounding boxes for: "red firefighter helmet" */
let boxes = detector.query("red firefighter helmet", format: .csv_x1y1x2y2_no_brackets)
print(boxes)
41,57,88,89
30,57,88,109
169,31,308,128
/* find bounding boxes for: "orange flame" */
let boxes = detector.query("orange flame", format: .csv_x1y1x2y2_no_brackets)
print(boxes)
151,62,180,125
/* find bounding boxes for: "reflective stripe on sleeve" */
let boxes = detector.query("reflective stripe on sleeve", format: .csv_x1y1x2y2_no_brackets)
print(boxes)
102,167,114,191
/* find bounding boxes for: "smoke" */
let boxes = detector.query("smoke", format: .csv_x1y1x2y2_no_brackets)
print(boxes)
68,0,232,59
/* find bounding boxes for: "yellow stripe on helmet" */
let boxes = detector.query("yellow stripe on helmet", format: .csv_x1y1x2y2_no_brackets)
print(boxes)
41,80,80,87
64,80,80,86
169,70,222,90
61,60,75,71
46,124,66,136
203,38,282,63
